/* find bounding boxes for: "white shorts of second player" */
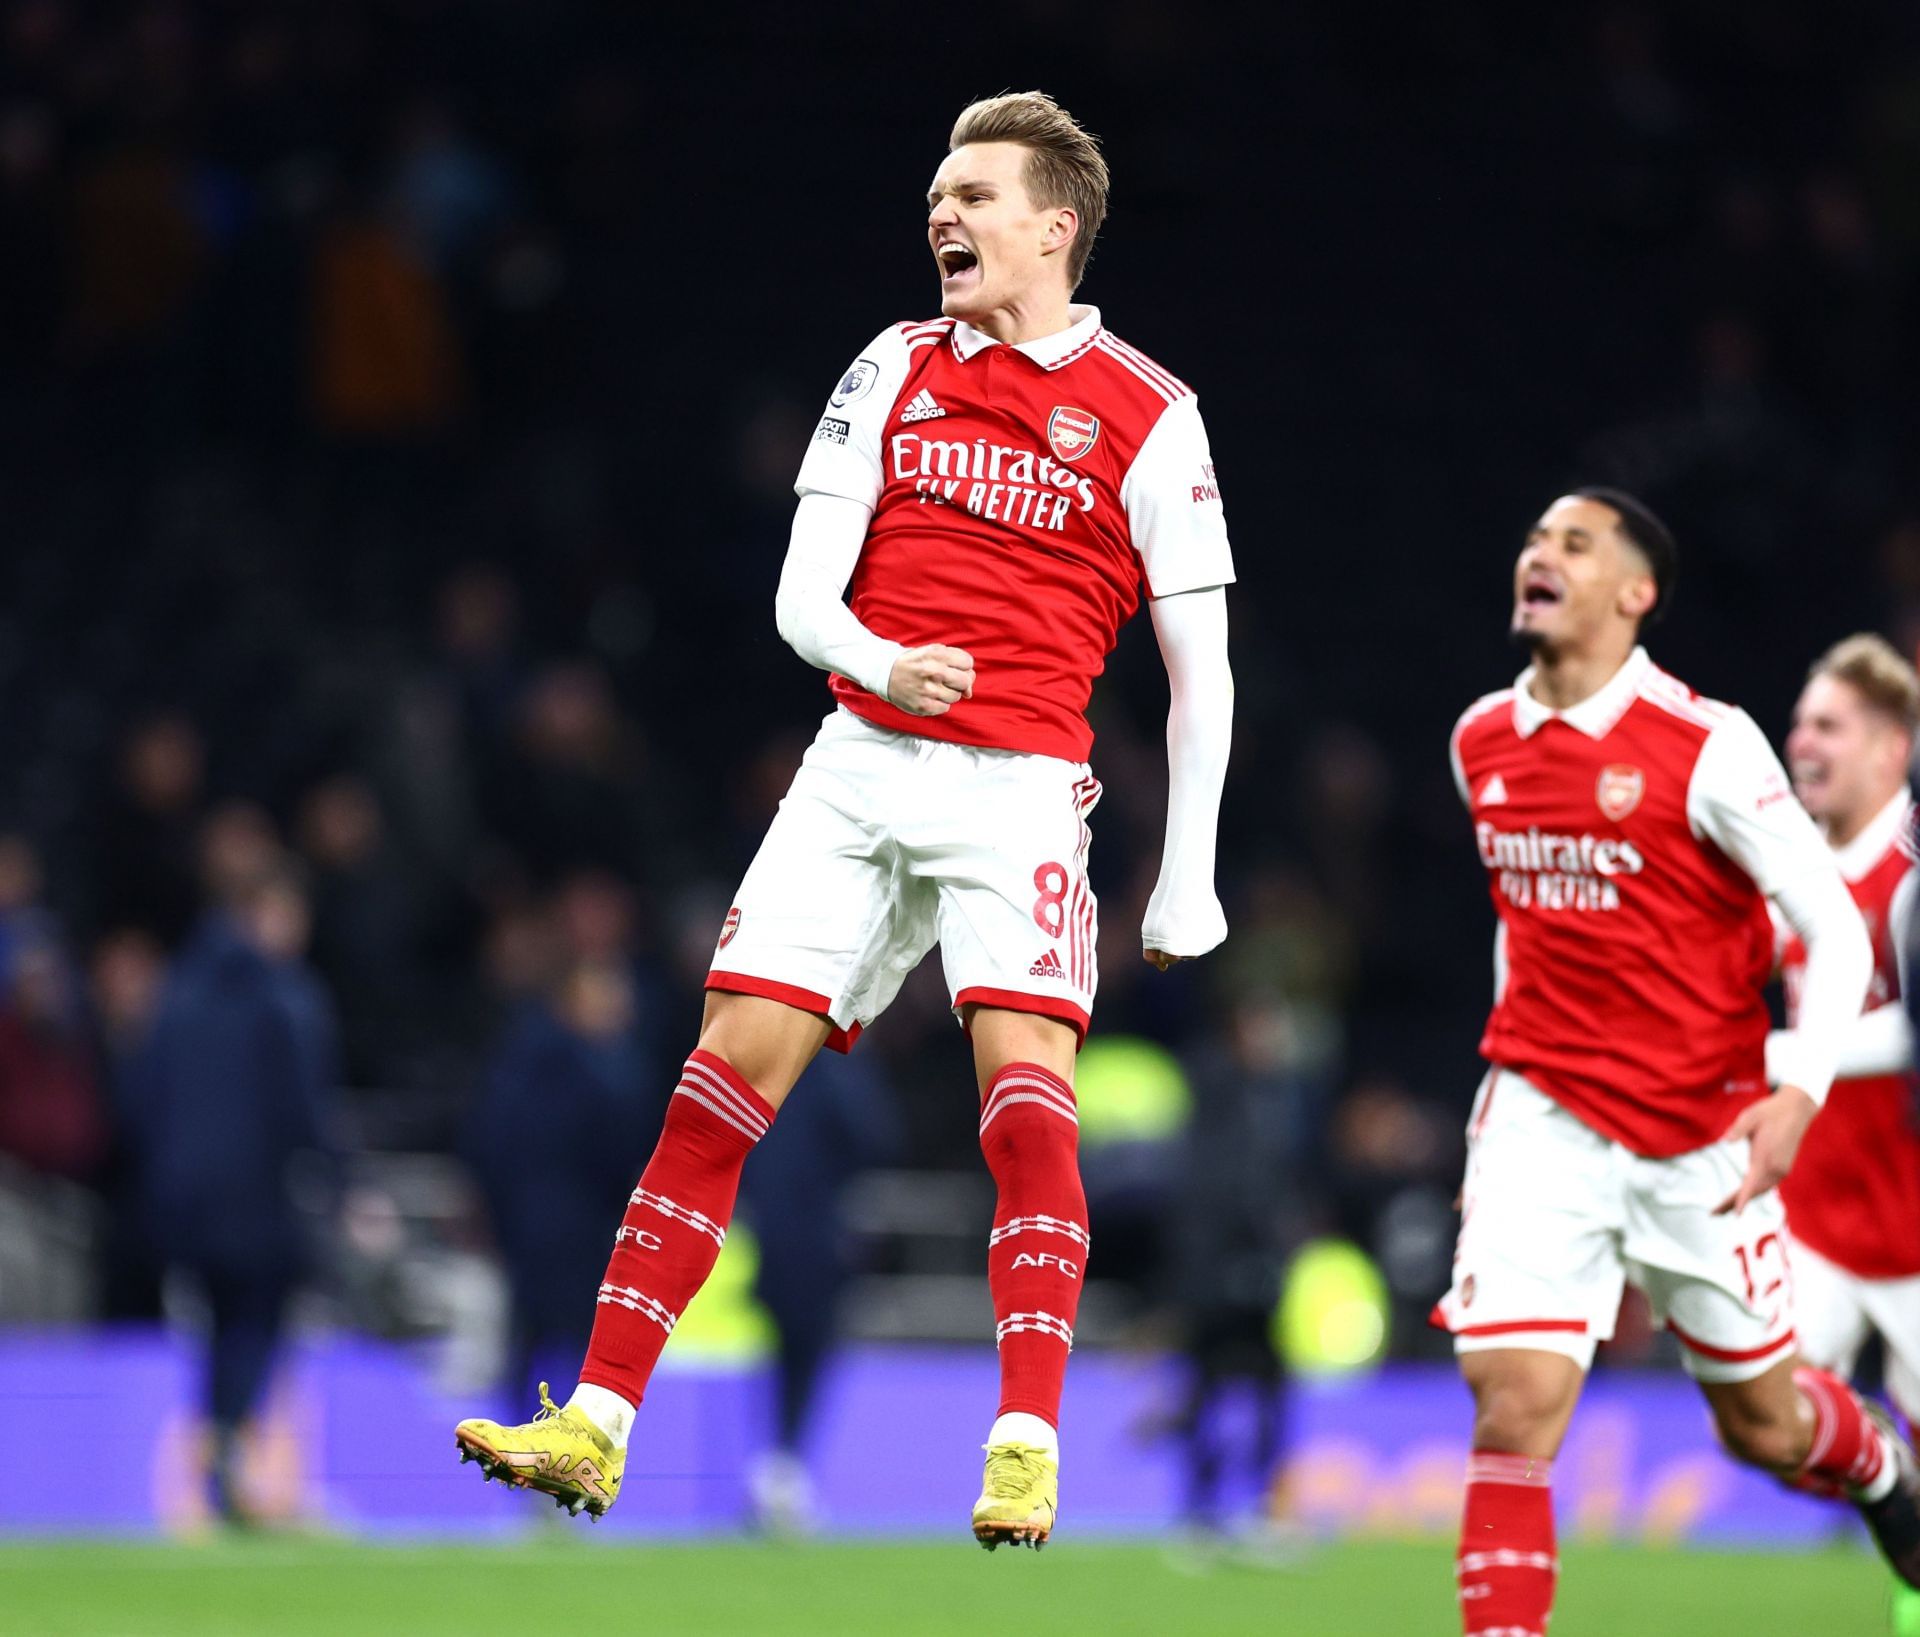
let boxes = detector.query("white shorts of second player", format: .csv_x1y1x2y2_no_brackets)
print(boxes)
1788,1233,1920,1423
1433,1068,1795,1384
707,707,1101,1049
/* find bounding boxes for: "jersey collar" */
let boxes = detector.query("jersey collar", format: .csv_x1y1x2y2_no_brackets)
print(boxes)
1831,786,1913,881
1511,646,1652,740
951,304,1102,369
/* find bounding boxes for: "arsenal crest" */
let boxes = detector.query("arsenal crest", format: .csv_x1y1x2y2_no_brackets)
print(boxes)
718,906,741,949
1047,405,1101,463
1595,764,1645,823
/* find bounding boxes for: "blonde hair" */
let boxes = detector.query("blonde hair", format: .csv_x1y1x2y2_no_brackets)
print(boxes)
949,91,1109,289
1811,633,1920,733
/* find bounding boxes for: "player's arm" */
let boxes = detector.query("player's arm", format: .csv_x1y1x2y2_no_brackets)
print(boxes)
1124,395,1236,968
1766,868,1917,1082
1142,586,1232,966
1688,710,1874,1213
780,328,973,715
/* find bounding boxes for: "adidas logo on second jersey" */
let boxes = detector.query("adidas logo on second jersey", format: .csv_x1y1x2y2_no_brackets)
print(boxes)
899,389,946,423
1028,949,1068,980
1478,773,1508,806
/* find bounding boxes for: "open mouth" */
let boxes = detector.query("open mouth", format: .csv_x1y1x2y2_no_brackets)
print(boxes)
1519,579,1562,611
1790,759,1829,791
936,242,980,285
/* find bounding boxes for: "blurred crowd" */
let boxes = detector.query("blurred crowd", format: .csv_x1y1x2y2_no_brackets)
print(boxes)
0,1,1917,1452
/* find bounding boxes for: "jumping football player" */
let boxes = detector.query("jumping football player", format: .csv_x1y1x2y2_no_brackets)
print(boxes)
453,91,1236,1549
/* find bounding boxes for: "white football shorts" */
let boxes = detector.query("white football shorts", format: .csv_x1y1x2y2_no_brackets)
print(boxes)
1787,1233,1920,1423
1433,1068,1796,1383
707,708,1101,1050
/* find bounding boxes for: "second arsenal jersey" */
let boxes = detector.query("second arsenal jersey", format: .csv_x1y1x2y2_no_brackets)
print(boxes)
794,305,1234,763
1452,648,1836,1158
1779,790,1920,1279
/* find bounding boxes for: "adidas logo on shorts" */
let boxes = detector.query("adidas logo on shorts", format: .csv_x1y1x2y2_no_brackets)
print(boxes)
1028,949,1068,980
899,389,946,423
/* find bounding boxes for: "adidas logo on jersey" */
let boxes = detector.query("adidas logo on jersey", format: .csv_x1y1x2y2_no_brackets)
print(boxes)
1478,774,1508,806
1028,949,1068,980
899,389,947,423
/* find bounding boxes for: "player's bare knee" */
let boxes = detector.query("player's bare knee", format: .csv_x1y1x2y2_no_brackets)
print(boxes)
1463,1354,1581,1455
694,991,831,1107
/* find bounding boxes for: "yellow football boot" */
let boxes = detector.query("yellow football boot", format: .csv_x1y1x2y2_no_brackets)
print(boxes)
971,1442,1058,1550
454,1383,623,1519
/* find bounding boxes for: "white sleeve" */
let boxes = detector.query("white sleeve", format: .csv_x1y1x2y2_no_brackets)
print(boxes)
1765,868,1917,1083
773,493,902,701
1448,717,1471,807
1690,710,1872,1103
1686,709,1833,894
793,326,912,509
1121,396,1236,598
1140,586,1232,959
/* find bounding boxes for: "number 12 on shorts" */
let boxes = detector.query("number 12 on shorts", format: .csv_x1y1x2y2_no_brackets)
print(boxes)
1734,1231,1791,1328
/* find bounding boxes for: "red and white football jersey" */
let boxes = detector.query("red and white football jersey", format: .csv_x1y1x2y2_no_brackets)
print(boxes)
794,305,1234,763
1452,647,1835,1158
1779,789,1920,1279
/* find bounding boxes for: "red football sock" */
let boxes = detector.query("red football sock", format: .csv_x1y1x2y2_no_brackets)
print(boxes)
577,1050,775,1406
979,1062,1089,1427
1796,1366,1890,1492
1457,1450,1557,1637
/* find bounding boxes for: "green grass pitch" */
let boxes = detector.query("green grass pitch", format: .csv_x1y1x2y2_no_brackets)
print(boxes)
0,1537,1898,1636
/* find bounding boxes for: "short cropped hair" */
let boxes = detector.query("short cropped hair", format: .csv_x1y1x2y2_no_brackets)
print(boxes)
1571,485,1678,624
1809,633,1920,733
950,91,1109,290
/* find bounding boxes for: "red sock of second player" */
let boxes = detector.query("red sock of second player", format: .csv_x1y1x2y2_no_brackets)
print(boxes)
1457,1449,1557,1636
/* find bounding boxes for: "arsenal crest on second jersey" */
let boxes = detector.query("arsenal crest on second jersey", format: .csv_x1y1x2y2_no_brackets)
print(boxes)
1595,764,1646,823
1047,406,1101,463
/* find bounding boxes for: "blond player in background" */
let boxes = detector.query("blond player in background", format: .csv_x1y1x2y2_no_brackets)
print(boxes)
1768,634,1920,1633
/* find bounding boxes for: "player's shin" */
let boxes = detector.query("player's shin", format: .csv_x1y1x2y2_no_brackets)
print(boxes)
979,1061,1088,1440
574,1050,777,1435
1457,1451,1557,1637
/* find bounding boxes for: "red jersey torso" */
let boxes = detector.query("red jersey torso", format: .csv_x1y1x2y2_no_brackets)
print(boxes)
1454,664,1777,1157
1779,808,1920,1279
800,310,1232,763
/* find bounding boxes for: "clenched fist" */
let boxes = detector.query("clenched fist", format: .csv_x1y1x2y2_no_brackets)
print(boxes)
888,645,976,716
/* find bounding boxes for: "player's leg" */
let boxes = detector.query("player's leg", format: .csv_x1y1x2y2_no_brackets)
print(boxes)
572,991,830,1414
456,712,932,1515
453,991,831,1515
1455,1348,1582,1637
922,745,1099,1548
1628,1144,1920,1587
1435,1070,1624,1636
1698,1356,1920,1586
964,1006,1083,1548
